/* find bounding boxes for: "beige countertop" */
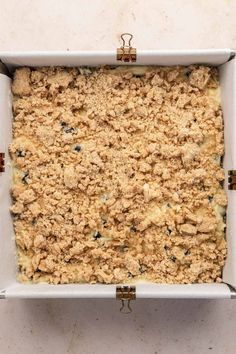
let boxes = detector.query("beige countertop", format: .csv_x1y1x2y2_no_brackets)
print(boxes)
0,0,236,353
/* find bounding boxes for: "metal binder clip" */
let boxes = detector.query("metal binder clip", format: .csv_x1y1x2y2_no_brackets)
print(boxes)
228,170,236,190
117,33,137,63
0,153,5,172
116,286,136,314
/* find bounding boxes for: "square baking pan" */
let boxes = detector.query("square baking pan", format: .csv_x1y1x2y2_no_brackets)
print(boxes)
0,42,236,306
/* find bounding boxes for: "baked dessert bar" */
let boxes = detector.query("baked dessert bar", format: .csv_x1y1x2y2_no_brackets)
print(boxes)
10,65,227,284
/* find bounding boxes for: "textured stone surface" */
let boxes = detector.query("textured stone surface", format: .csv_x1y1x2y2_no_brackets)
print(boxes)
0,0,236,353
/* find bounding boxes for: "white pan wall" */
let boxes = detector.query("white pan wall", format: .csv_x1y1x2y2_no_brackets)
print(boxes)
0,49,235,298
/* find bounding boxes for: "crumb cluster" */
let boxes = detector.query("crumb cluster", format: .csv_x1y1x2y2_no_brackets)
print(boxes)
10,65,227,284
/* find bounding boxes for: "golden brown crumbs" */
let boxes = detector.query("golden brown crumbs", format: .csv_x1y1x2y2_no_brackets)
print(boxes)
10,65,227,284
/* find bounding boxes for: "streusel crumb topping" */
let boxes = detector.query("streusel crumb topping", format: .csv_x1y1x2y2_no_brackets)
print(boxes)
10,65,227,284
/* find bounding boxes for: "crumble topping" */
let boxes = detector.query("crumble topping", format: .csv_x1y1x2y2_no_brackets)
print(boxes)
10,65,227,284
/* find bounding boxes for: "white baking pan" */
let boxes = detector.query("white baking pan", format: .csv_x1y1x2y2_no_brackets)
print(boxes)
0,48,236,302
